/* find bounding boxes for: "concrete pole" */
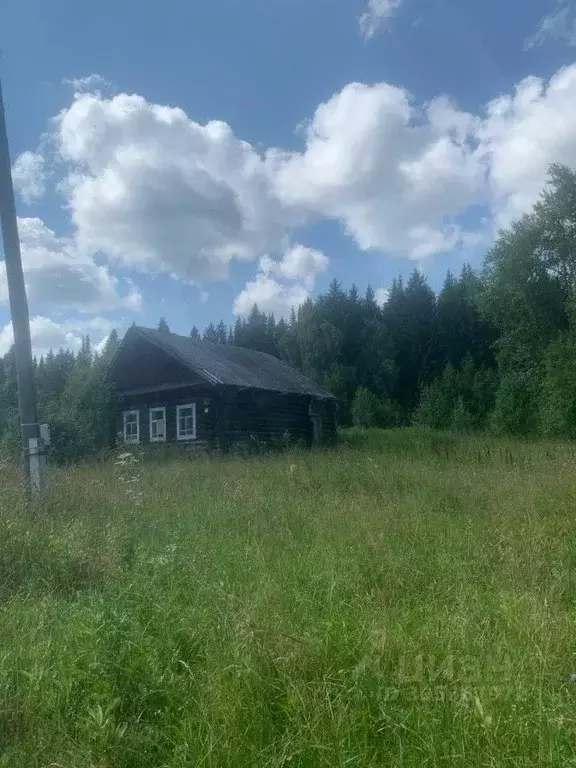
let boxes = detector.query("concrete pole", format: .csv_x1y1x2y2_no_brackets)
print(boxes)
0,76,45,495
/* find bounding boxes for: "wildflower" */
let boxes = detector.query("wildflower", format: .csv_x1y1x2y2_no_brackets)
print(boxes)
115,452,143,504
115,451,140,466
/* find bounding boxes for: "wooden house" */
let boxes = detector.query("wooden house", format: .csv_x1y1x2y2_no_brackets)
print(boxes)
109,326,337,450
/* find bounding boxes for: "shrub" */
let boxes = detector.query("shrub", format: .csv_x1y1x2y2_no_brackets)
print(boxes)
451,396,474,433
413,364,458,430
490,368,541,436
415,361,497,432
540,332,576,438
351,387,401,429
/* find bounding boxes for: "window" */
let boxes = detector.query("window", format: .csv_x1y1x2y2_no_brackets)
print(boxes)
149,407,166,443
123,410,139,443
177,403,197,440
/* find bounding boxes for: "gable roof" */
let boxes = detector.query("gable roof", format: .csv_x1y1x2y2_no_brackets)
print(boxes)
117,326,335,400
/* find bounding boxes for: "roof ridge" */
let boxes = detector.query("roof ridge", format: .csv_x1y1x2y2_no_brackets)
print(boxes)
136,325,279,360
126,325,335,399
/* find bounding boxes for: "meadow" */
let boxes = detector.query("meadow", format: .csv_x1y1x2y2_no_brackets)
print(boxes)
1,428,576,766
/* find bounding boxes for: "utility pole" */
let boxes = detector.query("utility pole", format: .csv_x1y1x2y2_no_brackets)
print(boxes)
0,76,45,495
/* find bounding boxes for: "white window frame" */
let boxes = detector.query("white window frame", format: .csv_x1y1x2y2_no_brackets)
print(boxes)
149,406,167,443
177,403,197,441
123,410,140,444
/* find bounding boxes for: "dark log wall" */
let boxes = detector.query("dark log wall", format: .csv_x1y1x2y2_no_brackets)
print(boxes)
318,398,338,444
220,390,313,447
117,385,215,445
117,384,337,449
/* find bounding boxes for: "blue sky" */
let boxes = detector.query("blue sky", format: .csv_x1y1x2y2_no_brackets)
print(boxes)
1,0,576,354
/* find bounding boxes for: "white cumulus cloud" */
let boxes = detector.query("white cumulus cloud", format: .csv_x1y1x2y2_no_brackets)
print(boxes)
259,244,328,289
0,315,116,357
53,91,286,285
477,66,576,229
10,63,576,321
275,83,484,260
0,217,141,312
12,151,46,203
277,67,576,258
234,244,328,317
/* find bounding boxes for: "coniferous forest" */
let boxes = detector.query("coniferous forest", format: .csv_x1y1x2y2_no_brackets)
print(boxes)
2,163,576,462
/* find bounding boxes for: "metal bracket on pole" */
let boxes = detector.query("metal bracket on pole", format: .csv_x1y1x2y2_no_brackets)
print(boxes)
26,435,46,497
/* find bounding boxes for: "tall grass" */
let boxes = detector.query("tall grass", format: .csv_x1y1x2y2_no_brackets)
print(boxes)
1,428,576,766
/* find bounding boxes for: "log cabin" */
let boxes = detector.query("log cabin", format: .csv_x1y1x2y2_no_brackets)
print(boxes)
109,326,337,451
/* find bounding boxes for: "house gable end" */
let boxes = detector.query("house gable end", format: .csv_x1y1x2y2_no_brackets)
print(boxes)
110,331,206,393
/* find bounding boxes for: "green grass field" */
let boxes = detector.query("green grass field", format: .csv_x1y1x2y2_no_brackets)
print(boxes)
1,428,576,766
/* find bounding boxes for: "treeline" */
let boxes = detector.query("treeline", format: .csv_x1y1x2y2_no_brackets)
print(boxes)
1,163,576,462
0,334,121,463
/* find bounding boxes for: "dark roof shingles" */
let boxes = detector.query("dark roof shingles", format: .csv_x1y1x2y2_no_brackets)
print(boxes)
133,327,335,399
